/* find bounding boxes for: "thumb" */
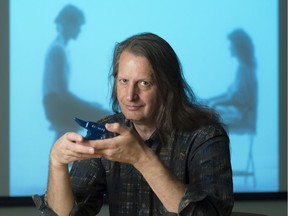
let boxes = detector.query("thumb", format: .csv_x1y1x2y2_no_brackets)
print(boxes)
105,122,128,135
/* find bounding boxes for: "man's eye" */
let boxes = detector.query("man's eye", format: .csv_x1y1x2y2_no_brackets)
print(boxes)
140,81,150,87
119,79,127,85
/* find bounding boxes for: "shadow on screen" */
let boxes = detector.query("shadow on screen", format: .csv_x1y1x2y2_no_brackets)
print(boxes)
204,28,258,186
42,4,111,140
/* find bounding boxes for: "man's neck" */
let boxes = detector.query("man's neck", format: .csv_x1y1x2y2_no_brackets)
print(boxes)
133,123,156,141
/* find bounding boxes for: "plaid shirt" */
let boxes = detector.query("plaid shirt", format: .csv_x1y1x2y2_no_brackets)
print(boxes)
33,113,234,216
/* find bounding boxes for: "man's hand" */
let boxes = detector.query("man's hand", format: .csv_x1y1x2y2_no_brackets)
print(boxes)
87,123,150,165
49,132,101,167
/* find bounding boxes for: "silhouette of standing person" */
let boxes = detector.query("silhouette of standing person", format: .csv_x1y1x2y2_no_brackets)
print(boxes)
207,29,257,133
43,4,110,140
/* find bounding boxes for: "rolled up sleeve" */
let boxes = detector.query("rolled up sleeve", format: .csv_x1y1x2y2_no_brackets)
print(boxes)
32,194,58,216
33,158,107,216
178,130,234,216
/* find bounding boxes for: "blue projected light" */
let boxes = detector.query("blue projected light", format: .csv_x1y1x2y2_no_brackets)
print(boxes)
10,0,279,196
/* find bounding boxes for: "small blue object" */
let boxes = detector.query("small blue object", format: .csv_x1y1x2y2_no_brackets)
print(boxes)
74,117,108,140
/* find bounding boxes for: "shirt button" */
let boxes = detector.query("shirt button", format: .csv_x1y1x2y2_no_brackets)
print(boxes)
141,203,146,208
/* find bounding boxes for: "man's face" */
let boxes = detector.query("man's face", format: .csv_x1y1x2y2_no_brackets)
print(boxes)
117,51,159,128
63,22,82,40
229,41,237,58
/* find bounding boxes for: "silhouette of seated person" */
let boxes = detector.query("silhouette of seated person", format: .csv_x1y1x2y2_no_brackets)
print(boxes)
43,4,110,139
206,29,257,134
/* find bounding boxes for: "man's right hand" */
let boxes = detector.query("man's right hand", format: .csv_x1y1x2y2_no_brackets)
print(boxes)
49,132,100,167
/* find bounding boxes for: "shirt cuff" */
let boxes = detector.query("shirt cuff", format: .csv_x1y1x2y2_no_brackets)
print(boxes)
178,186,208,214
32,194,58,216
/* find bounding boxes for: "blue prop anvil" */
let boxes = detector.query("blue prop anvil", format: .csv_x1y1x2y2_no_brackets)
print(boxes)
74,117,108,140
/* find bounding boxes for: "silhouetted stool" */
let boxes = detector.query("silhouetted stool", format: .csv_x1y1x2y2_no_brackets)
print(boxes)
229,105,257,186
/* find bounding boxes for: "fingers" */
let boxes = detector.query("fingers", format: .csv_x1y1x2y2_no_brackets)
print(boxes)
65,132,84,143
51,123,135,165
65,137,104,159
66,149,102,160
51,132,102,166
88,123,144,163
105,122,128,135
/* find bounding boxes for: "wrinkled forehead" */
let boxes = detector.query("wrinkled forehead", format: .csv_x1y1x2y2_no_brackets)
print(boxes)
118,51,155,79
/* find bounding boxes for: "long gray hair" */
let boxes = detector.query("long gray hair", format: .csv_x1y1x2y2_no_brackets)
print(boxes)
110,32,221,132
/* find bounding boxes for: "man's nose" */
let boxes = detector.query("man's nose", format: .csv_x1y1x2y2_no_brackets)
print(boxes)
126,84,139,101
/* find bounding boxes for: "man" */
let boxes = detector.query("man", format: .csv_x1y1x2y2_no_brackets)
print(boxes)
34,32,234,215
43,4,110,140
